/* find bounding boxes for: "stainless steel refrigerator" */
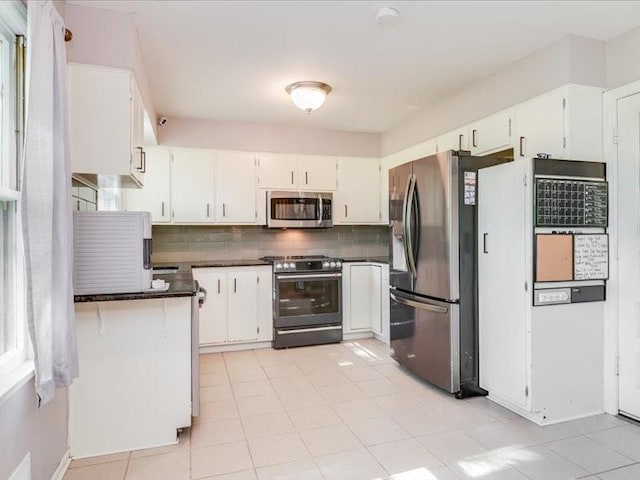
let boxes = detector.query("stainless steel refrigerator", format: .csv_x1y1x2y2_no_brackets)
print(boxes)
389,150,508,398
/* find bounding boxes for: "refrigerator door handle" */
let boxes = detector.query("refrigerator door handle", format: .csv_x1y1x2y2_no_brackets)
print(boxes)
402,174,415,277
405,174,418,278
390,291,449,314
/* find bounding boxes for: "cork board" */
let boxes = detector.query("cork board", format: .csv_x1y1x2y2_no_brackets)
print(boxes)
536,234,573,282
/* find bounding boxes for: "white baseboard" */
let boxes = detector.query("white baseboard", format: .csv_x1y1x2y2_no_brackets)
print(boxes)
51,449,71,480
343,331,374,340
199,341,272,354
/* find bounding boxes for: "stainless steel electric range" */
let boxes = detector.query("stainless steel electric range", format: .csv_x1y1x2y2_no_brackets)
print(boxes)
261,256,343,349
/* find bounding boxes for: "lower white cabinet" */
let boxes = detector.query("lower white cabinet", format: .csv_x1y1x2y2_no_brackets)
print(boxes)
193,266,272,346
342,262,390,341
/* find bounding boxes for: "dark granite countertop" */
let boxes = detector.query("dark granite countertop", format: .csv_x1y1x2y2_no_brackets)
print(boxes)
341,256,389,264
189,259,271,268
73,270,197,303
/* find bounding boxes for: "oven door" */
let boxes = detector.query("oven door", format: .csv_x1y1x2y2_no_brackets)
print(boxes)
274,272,342,327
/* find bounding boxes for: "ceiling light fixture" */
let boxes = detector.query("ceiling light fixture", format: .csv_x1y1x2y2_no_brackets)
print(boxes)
285,81,332,114
375,6,400,27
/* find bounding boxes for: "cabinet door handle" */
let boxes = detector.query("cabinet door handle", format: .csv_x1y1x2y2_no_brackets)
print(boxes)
222,203,226,217
344,205,348,217
458,134,464,150
234,278,237,293
472,129,478,148
141,150,146,173
291,171,294,185
206,203,210,217
483,233,489,254
519,136,526,157
305,171,308,185
217,279,220,294
161,201,165,217
136,146,144,170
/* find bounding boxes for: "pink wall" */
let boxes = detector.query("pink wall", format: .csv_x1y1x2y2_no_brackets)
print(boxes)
159,117,380,157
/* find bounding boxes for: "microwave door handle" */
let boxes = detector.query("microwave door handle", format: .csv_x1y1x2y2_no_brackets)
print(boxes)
318,194,323,225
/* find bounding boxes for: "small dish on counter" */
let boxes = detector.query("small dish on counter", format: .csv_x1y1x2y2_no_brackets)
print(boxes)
144,282,170,293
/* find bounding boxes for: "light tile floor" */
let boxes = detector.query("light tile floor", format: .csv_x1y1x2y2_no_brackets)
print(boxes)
65,338,640,480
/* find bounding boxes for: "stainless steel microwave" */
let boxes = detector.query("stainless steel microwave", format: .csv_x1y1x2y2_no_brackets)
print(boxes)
267,191,333,228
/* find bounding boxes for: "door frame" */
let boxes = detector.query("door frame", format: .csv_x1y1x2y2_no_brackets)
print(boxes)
602,79,640,414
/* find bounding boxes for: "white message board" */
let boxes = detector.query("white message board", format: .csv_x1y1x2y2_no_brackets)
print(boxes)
574,234,608,280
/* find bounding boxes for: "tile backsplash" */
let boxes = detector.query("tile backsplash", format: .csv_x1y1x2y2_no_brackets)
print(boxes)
151,225,389,263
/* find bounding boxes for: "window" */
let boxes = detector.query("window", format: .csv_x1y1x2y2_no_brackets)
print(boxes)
0,1,26,381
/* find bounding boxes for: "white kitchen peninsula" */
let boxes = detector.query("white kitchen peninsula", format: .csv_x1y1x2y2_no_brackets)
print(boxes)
70,288,195,458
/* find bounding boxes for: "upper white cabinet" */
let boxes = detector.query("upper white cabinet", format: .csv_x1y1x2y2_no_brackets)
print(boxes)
515,84,603,161
257,153,337,190
125,147,171,222
298,155,338,190
171,148,215,223
468,110,513,156
334,157,381,224
437,127,470,152
214,150,257,223
68,64,145,187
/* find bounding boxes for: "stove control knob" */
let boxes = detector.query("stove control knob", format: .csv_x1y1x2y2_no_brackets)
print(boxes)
323,261,330,269
282,263,290,269
329,261,336,268
275,263,282,270
336,261,342,268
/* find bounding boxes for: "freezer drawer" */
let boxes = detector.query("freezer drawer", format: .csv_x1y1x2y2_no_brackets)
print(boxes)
390,289,460,393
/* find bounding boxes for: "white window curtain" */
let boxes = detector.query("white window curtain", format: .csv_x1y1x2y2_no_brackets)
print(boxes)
21,0,77,406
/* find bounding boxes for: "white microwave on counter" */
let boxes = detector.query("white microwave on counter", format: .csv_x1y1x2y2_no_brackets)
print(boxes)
267,191,333,228
73,211,153,295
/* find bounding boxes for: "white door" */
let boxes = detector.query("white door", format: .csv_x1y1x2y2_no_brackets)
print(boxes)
334,157,380,224
515,89,565,159
257,152,298,189
298,155,337,190
193,270,228,345
469,110,512,156
125,147,171,223
171,149,215,223
215,151,256,223
478,160,530,409
130,80,145,185
617,92,640,420
228,270,259,342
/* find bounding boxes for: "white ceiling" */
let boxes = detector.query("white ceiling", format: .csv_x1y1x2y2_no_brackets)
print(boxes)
68,1,640,133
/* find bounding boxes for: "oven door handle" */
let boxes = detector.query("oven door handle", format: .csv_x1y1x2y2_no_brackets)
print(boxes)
277,325,342,335
277,272,342,280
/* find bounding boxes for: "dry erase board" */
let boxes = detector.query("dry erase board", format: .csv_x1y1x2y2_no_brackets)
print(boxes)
574,234,609,280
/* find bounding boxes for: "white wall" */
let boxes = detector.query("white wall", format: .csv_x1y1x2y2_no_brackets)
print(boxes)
380,35,607,156
607,26,640,89
159,116,380,157
0,381,68,480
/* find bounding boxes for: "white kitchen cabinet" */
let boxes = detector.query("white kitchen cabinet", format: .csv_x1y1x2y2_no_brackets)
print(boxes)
437,127,470,152
228,271,259,342
257,152,299,189
68,64,145,187
196,270,228,344
124,147,171,222
71,298,192,458
342,262,389,341
214,150,257,223
298,155,338,190
334,157,381,224
193,266,272,346
468,110,513,156
515,84,603,161
171,148,215,223
257,152,337,190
